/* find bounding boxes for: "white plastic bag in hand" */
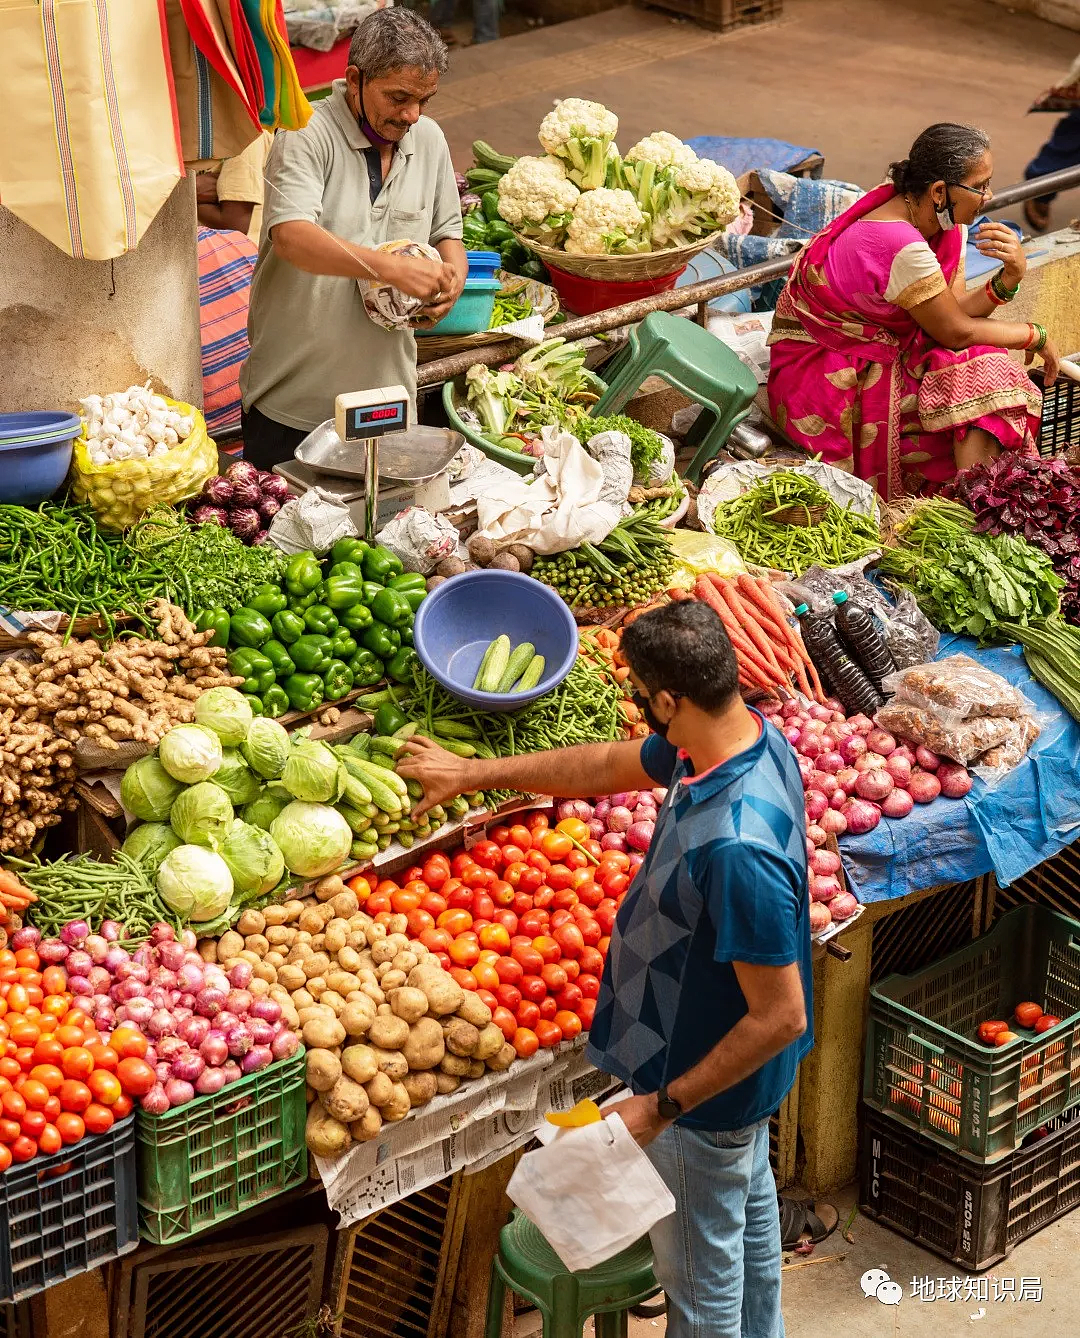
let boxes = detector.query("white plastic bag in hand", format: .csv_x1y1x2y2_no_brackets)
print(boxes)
506,1113,676,1272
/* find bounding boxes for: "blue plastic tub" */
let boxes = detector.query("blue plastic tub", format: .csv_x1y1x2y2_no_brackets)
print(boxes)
419,250,503,337
413,570,578,711
0,412,81,505
465,249,501,277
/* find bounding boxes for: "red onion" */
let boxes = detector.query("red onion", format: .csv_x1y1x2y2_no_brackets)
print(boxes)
150,923,176,945
199,1033,229,1067
144,1045,158,1067
164,1078,195,1108
847,714,874,736
222,1060,242,1085
176,963,204,995
808,769,838,795
241,1046,272,1075
856,769,894,802
84,934,108,964
178,994,196,1012
854,752,888,773
100,920,123,942
225,1025,252,1058
270,1029,299,1061
628,853,645,876
196,987,225,1018
830,891,859,921
798,732,824,758
148,989,168,1010
593,799,611,822
196,1067,227,1095
881,788,914,818
805,837,816,861
88,966,112,994
116,960,149,982
626,821,654,852
170,1050,205,1083
132,946,154,968
153,1035,181,1060
225,989,252,1016
10,926,40,951
809,902,833,933
60,919,90,947
806,824,827,848
836,766,861,793
117,998,154,1028
601,833,627,853
839,735,868,765
824,697,845,714
556,799,593,822
819,808,848,836
248,1019,274,1047
66,950,93,977
154,1061,172,1083
113,978,148,1003
607,806,634,833
866,729,897,756
147,1008,176,1039
841,798,881,834
908,770,942,804
808,703,833,723
156,940,185,972
38,939,68,963
811,849,842,878
810,874,842,903
177,1015,210,1047
588,819,606,843
804,790,829,823
937,763,972,799
780,700,803,719
141,1084,171,1115
818,751,845,774
103,946,128,974
783,726,802,746
891,743,917,766
824,721,854,744
885,754,912,786
214,1011,240,1033
249,997,281,1024
914,746,941,772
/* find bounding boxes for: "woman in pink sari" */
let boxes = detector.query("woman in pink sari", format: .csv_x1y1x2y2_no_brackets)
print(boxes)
768,124,1061,501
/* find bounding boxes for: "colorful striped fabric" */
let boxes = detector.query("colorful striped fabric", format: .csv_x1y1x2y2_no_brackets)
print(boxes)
198,225,257,437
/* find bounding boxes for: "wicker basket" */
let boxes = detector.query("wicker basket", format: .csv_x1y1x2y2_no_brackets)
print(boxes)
416,276,559,363
518,230,725,281
771,501,827,527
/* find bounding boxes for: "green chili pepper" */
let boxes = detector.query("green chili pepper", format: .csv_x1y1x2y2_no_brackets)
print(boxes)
262,638,296,677
303,604,339,637
331,628,357,660
246,583,288,618
261,683,291,718
338,602,374,632
194,608,230,648
290,634,333,674
228,648,277,695
282,673,324,712
323,660,355,701
229,607,274,648
322,573,366,610
348,648,384,686
361,622,400,660
330,537,369,567
371,588,413,629
284,551,322,598
362,546,403,584
270,609,305,645
385,647,417,685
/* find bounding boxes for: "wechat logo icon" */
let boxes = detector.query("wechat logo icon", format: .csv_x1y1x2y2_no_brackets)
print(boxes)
861,1268,902,1306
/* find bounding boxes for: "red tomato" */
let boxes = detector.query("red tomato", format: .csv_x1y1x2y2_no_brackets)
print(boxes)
494,983,522,1013
584,840,603,861
406,909,436,939
435,952,452,971
578,999,597,1030
516,1000,541,1030
505,825,531,851
0,1118,19,1144
449,967,479,992
540,962,567,992
538,997,558,1021
446,886,475,911
437,909,474,935
43,1096,61,1122
373,912,394,929
476,990,499,1012
512,1028,539,1059
13,949,39,972
566,849,590,871
540,830,573,861
598,851,630,874
500,845,525,867
471,840,504,871
449,938,481,970
21,1079,49,1112
503,861,530,889
519,868,544,895
1,1091,25,1122
471,962,500,991
489,880,515,908
532,884,555,909
594,900,618,936
422,854,450,889
21,1109,46,1139
83,1104,114,1136
525,850,551,876
554,923,585,959
494,956,524,988
58,1080,91,1113
116,1058,155,1098
520,975,547,1005
61,1047,95,1082
1035,1014,1062,1033
493,909,519,935
29,1064,63,1094
560,959,580,982
976,1020,1008,1044
550,909,575,930
535,1020,563,1049
579,919,602,948
390,887,421,914
56,1113,85,1145
88,1072,122,1107
441,878,464,899
546,863,574,891
491,1007,517,1042
347,873,372,902
511,892,533,917
526,810,549,831
10,1136,36,1163
366,891,392,915
463,866,497,891
533,936,561,966
1014,1002,1044,1029
512,944,545,976
472,892,496,922
556,818,589,843
451,852,477,878
41,966,68,998
518,911,549,939
489,825,511,845
420,891,448,918
555,983,584,1013
420,928,453,954
6,985,29,1014
554,1010,583,1039
578,973,601,1000
0,1145,10,1172
551,889,578,913
994,1030,1021,1046
478,924,511,952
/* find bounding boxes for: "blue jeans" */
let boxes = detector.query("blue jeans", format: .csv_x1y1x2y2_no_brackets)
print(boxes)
645,1120,783,1338
429,0,499,42
1026,109,1080,203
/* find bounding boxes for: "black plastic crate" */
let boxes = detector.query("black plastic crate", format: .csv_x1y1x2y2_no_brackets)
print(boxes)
1032,354,1080,456
0,1115,137,1302
860,1104,1080,1271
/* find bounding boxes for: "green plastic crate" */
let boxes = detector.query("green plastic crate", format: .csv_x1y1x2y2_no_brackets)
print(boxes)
135,1049,307,1244
864,904,1080,1163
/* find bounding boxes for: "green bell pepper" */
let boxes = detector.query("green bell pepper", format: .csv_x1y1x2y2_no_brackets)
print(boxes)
322,573,366,611
303,604,339,637
348,648,384,686
371,588,413,629
520,258,548,283
291,634,333,674
461,211,493,249
262,684,290,718
373,703,408,736
327,561,364,581
262,639,296,677
361,622,400,659
331,628,357,660
229,608,274,649
282,673,323,713
243,693,265,717
288,591,319,614
385,647,418,685
271,609,305,645
194,608,230,648
388,572,426,612
339,602,374,632
485,220,515,247
323,660,355,701
362,546,403,584
247,583,288,618
228,648,277,696
399,624,414,648
330,536,370,568
499,239,531,275
285,551,322,598
482,189,502,222
361,581,384,607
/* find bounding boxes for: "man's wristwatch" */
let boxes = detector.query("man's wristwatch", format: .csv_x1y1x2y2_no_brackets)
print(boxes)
656,1085,683,1120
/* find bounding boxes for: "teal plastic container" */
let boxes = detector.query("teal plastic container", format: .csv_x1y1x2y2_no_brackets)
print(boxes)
419,250,503,337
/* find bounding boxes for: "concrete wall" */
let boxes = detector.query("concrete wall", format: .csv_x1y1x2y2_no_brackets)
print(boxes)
984,0,1080,31
0,176,201,415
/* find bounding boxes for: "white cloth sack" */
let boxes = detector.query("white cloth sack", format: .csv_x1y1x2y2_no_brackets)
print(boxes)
267,488,356,554
476,427,622,555
506,1113,676,1273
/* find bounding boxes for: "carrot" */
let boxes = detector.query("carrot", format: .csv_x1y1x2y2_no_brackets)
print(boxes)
595,629,620,650
741,575,826,703
0,870,28,897
666,587,691,603
714,580,788,679
693,579,782,686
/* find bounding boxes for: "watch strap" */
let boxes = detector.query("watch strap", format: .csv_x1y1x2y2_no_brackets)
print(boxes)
657,1084,683,1120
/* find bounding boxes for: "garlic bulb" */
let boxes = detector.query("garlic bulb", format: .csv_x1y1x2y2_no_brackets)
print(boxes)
78,381,193,462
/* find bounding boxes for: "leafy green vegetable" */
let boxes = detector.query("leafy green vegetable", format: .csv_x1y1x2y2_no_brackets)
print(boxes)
573,414,665,481
241,716,291,779
158,724,223,784
120,756,184,822
270,801,352,877
157,845,234,922
221,821,285,898
121,823,182,877
193,686,254,746
169,781,234,850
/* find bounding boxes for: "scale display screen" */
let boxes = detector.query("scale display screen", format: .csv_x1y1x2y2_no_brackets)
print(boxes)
344,399,407,439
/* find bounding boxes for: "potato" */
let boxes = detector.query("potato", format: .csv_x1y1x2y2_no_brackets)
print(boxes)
347,931,368,951
444,1020,480,1058
324,1075,370,1123
306,1104,351,1157
440,1052,471,1077
198,940,218,963
315,875,347,903
391,950,418,974
456,993,493,1028
285,945,311,965
379,969,407,992
489,552,520,573
341,997,377,1037
251,970,274,991
382,1081,411,1122
351,1106,383,1142
402,1072,438,1107
390,987,429,1024
361,983,385,1006
283,899,305,922
302,1016,346,1049
323,920,348,955
507,544,535,574
386,914,409,937
371,939,397,966
310,934,326,953
364,1071,394,1107
297,1004,335,1026
239,950,262,966
291,988,314,1010
341,1043,379,1084
295,932,313,948
473,1023,505,1061
376,1049,409,1080
367,921,387,941
320,990,346,1015
264,951,285,969
336,946,362,973
486,1043,516,1073
402,1018,446,1071
302,952,331,980
435,1072,461,1096
332,890,360,918
307,978,327,999
243,934,269,958
368,1014,410,1050
265,926,293,947
236,910,266,936
407,966,464,1017
466,1059,486,1080
327,971,361,996
298,907,325,936
306,1049,341,1092
262,905,289,927
217,930,244,960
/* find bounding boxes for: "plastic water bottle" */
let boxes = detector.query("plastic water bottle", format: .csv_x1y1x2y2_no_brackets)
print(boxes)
794,603,882,717
832,591,896,693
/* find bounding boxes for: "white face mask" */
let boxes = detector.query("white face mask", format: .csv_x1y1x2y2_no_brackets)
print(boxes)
935,191,956,232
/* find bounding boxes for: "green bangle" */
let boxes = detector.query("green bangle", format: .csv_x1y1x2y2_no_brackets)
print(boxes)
1032,323,1048,353
991,272,1019,302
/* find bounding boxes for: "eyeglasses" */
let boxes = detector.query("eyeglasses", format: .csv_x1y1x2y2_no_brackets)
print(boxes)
951,181,993,201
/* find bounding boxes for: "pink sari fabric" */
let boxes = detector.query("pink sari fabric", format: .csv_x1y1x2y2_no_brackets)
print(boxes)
766,184,1041,501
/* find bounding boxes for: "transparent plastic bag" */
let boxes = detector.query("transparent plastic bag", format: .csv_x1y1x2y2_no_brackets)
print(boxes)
70,398,216,531
971,716,1043,784
874,700,1017,766
882,655,1029,725
357,239,441,332
787,565,938,670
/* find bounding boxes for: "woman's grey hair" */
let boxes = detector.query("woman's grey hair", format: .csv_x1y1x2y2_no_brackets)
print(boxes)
888,123,991,196
348,8,449,80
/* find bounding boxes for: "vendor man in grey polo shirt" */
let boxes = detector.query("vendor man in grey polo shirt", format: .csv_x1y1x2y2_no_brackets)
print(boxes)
240,8,465,469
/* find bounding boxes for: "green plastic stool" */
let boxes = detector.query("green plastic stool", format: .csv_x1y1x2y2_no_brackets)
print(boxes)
591,310,759,484
484,1211,659,1338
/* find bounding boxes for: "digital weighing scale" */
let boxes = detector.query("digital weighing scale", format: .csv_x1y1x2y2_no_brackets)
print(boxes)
288,385,464,538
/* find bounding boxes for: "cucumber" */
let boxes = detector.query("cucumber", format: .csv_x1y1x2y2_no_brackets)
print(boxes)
377,834,391,851
338,803,373,835
370,735,404,757
343,734,371,758
342,774,372,808
449,796,470,818
496,641,535,693
479,635,511,693
392,722,420,740
472,140,516,174
350,839,379,861
372,812,392,831
515,654,546,692
435,738,477,758
472,639,498,689
347,755,409,800
365,753,397,771
404,778,424,800
432,719,480,740
398,832,414,848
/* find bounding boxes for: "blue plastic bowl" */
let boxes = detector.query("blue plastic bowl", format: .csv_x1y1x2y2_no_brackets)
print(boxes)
413,570,578,711
0,412,81,505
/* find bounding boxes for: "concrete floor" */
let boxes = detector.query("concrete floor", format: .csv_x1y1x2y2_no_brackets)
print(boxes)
434,0,1079,225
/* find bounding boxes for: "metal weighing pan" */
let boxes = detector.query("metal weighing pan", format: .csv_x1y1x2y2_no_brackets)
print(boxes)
294,420,463,483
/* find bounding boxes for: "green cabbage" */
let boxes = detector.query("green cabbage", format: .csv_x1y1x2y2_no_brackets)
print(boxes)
169,781,234,850
241,717,291,780
159,724,223,784
194,687,254,746
120,756,184,822
270,801,352,877
241,788,291,832
221,820,286,898
281,739,347,804
157,845,234,922
212,748,262,806
121,822,182,876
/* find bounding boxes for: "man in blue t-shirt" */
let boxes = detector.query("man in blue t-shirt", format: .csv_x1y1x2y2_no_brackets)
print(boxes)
399,601,813,1338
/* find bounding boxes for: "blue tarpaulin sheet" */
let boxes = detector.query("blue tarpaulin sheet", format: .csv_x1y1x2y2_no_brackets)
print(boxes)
841,634,1080,903
686,136,822,178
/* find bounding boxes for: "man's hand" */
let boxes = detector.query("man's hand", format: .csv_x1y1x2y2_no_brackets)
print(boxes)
974,221,1027,288
377,253,457,304
410,265,466,328
396,735,479,816
604,1093,672,1148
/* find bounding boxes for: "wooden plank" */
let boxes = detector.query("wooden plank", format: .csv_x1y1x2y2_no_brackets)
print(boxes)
447,1150,523,1338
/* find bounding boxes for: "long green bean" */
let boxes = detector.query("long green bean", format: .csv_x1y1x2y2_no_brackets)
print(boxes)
7,851,184,943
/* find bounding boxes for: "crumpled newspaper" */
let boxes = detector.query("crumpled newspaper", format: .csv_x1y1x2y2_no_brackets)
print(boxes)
359,239,441,332
267,488,357,554
579,429,633,508
696,458,878,534
377,506,457,574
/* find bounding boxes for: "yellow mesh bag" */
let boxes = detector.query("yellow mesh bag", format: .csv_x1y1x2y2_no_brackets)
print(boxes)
70,398,216,531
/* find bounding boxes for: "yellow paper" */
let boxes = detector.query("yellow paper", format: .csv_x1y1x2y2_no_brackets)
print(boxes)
546,1099,602,1128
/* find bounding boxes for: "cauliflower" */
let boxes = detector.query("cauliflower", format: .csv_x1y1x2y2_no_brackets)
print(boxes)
624,131,696,169
538,98,619,191
497,156,580,247
564,188,650,257
651,157,741,248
